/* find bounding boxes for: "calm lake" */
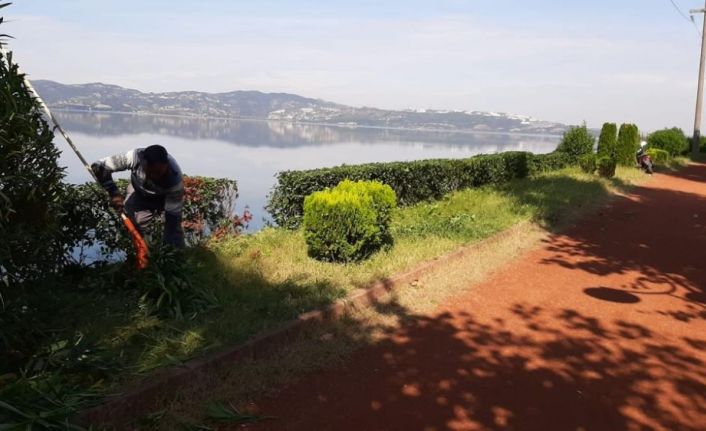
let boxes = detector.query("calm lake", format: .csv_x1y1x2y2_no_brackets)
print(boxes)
55,112,561,230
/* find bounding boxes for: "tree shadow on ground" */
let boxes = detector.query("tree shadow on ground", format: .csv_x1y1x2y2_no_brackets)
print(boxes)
236,165,706,431
533,166,706,323
6,246,348,397
88,165,706,429
190,246,347,346
243,296,706,431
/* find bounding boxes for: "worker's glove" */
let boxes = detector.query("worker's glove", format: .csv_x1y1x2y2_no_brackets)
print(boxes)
110,194,125,211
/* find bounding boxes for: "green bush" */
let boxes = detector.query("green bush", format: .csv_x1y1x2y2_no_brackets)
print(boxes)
647,128,688,157
692,135,706,153
334,180,397,244
303,180,396,262
645,148,671,166
597,156,616,178
616,123,640,166
597,123,617,159
1,39,66,284
267,151,572,228
556,125,595,160
578,154,597,174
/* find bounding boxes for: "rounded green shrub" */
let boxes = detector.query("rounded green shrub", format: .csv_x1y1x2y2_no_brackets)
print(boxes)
334,180,397,243
578,153,597,174
556,125,596,160
647,128,688,157
616,123,640,166
645,148,670,166
597,123,617,159
597,156,616,178
303,180,396,262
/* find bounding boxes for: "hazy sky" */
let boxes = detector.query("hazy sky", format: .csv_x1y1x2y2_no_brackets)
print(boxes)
4,0,705,130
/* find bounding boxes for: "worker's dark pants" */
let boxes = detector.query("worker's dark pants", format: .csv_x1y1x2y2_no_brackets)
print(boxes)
124,184,165,237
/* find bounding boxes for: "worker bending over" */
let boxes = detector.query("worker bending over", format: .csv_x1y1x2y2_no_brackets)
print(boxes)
91,145,185,248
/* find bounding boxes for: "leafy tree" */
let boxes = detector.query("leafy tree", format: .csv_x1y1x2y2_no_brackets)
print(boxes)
555,125,595,160
647,127,688,156
597,122,617,159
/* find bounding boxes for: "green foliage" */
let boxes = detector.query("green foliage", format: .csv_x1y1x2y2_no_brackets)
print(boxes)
334,179,397,243
578,153,597,174
0,32,66,284
616,123,640,166
693,135,706,153
61,176,240,266
131,244,218,319
61,183,131,263
0,373,97,430
303,180,397,262
597,156,616,178
268,151,572,228
645,148,671,166
597,123,617,159
555,125,595,160
647,127,688,157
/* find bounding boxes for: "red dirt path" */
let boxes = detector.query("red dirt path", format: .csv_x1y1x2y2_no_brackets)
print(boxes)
245,165,706,431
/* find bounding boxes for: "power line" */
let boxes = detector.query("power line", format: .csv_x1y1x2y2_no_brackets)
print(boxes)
668,0,703,36
669,0,693,21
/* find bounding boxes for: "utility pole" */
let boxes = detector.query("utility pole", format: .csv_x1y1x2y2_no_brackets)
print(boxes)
691,2,706,155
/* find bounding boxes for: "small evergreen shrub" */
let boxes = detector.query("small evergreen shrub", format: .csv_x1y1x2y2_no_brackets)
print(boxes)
645,148,671,166
616,123,640,166
556,125,595,160
597,123,617,159
334,180,397,244
597,156,616,178
578,153,597,174
647,128,688,156
303,180,396,262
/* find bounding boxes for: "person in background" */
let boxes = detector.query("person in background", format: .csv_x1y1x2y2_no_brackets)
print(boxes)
91,145,185,248
636,141,648,165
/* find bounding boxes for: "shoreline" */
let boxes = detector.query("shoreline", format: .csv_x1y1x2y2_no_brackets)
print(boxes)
51,108,565,139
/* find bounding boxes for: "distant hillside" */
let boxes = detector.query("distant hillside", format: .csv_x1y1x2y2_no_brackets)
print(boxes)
34,80,568,135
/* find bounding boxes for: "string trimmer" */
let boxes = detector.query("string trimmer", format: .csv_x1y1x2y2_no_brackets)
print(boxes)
0,45,149,269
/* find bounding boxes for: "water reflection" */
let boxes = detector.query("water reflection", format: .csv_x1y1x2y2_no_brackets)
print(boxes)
54,112,560,230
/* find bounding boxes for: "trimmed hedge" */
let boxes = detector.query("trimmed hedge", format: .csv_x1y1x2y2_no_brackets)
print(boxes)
303,180,396,262
645,148,670,166
267,151,572,228
578,154,597,174
597,156,616,178
597,123,617,159
556,125,596,160
647,128,688,157
616,123,640,166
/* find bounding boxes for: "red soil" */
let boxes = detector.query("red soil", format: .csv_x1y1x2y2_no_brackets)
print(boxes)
244,165,706,431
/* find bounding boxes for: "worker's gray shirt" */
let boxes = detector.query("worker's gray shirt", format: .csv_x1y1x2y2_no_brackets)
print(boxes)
92,149,185,247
